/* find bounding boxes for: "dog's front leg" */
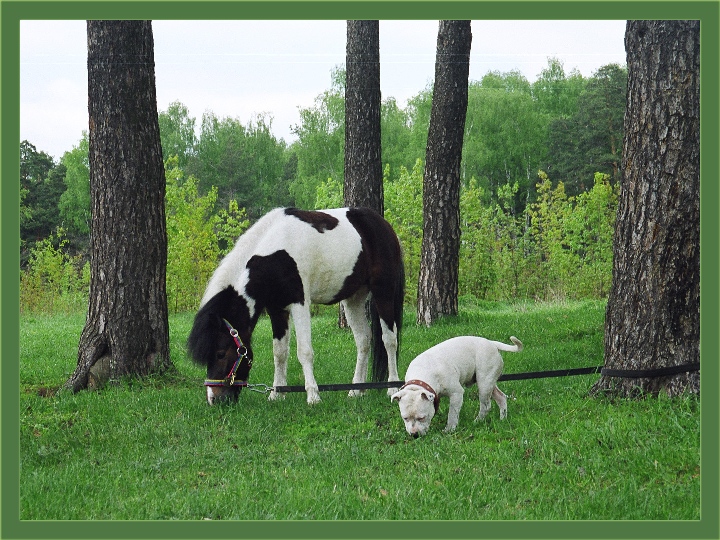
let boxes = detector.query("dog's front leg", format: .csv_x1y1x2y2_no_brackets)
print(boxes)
443,391,464,433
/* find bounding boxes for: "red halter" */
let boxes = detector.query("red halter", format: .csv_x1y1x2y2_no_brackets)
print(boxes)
203,319,252,387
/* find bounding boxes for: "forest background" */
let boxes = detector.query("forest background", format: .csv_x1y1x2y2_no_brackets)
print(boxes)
19,58,626,314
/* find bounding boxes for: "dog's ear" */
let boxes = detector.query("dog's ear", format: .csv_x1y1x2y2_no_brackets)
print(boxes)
390,389,405,402
420,391,435,403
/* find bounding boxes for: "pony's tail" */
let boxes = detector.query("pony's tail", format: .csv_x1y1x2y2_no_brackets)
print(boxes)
370,258,405,382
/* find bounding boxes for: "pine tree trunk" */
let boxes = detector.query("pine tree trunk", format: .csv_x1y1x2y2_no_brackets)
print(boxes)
591,20,700,398
417,20,472,326
341,20,383,327
66,21,171,392
344,19,383,213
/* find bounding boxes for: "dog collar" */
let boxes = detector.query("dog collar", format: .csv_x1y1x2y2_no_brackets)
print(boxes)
402,379,440,414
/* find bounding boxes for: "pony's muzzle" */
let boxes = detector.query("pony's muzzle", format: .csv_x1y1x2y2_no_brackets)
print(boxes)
206,385,240,405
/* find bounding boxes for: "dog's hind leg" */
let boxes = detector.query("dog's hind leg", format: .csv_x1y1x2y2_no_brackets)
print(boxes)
492,386,508,419
475,380,498,421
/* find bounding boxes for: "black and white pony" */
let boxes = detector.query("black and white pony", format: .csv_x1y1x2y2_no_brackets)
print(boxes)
188,207,405,405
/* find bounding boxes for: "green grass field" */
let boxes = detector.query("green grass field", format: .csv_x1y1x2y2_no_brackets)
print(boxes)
19,300,700,521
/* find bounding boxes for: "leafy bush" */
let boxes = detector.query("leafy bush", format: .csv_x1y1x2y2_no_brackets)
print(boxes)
165,158,249,313
20,227,89,314
384,160,424,305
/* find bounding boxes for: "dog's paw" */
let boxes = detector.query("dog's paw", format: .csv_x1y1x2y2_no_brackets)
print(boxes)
443,425,457,433
386,387,400,397
348,389,366,398
268,391,286,401
306,391,321,405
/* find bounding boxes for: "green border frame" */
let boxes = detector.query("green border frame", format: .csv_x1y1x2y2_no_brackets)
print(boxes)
2,2,718,539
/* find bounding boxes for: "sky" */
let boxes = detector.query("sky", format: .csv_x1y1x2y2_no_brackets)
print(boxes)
20,20,627,161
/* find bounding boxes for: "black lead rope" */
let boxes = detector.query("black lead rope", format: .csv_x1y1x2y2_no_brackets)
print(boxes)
267,362,700,394
499,366,603,381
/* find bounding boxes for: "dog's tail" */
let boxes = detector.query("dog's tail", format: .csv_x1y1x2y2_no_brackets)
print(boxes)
493,336,523,353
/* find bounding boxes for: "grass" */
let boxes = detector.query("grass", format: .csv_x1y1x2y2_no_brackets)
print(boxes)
19,300,700,521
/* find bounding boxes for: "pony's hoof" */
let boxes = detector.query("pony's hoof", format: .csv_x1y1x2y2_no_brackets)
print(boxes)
268,391,286,401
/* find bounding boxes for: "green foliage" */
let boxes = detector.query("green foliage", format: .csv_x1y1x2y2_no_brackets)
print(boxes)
158,101,196,167
58,133,90,235
531,57,587,118
184,111,290,219
313,176,343,209
463,74,549,210
384,160,424,304
546,63,627,193
459,178,498,299
215,198,251,256
20,185,32,228
20,141,67,264
289,67,345,209
380,97,414,182
20,227,89,314
164,158,249,313
527,171,618,299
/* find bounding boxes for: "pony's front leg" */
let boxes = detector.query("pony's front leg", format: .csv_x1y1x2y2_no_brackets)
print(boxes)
269,328,290,401
290,304,320,404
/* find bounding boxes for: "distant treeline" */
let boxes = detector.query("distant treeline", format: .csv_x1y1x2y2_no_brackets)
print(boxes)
20,58,625,312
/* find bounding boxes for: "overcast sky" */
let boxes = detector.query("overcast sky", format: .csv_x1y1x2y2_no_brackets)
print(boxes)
20,20,627,161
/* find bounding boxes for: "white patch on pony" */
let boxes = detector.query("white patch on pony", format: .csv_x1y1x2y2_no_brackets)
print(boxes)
199,208,287,307
254,208,362,304
206,385,215,406
199,208,363,308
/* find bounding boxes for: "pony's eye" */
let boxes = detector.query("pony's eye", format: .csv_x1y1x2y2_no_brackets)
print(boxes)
215,351,226,360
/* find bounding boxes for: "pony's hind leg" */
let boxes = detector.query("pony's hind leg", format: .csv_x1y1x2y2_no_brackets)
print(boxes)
379,318,400,396
342,292,372,397
374,297,401,396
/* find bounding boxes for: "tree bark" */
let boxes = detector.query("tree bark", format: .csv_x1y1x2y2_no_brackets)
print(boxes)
344,20,383,214
591,20,700,398
341,20,383,327
66,20,171,392
417,20,472,326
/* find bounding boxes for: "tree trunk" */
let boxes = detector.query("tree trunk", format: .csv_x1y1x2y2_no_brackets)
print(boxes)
344,19,383,214
591,20,700,398
417,20,472,326
341,20,383,327
66,20,171,392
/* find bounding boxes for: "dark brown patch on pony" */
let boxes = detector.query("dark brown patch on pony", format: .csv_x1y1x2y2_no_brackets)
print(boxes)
343,207,405,382
285,208,339,233
246,250,304,310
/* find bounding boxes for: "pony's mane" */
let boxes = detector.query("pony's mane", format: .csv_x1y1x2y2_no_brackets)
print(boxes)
200,207,286,306
188,286,244,366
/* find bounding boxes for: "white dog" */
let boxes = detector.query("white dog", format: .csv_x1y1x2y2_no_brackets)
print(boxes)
391,336,523,437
